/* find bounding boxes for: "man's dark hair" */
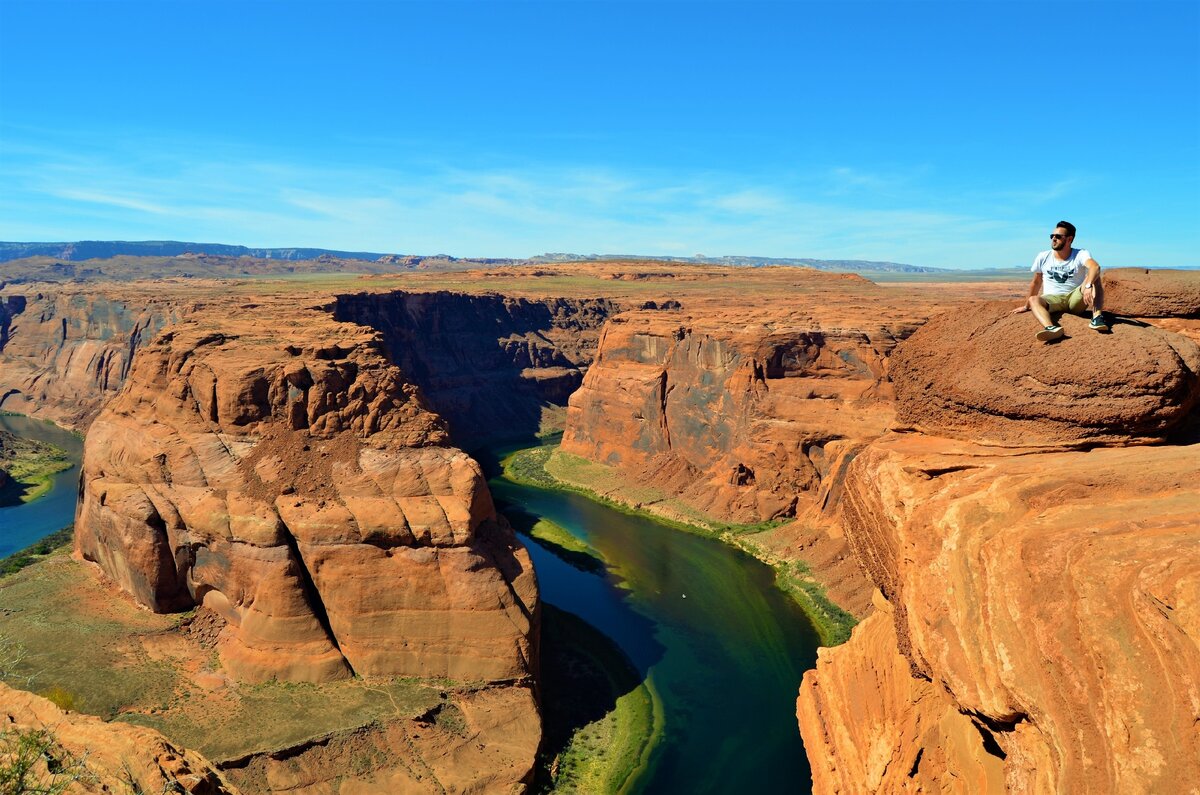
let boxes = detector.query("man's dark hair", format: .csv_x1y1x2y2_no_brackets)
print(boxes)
1056,220,1077,238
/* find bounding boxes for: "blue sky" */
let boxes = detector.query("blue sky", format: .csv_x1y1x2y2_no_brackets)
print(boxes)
1,0,1196,269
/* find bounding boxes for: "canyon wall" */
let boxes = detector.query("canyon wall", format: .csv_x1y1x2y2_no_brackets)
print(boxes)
0,288,189,429
560,305,906,524
797,300,1200,792
333,290,618,443
75,301,538,687
556,273,965,614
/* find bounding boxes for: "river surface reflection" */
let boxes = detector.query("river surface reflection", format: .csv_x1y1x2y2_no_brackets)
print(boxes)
489,461,818,794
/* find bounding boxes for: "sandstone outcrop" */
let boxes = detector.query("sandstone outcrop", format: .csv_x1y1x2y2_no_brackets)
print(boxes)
0,287,187,429
800,433,1200,792
799,284,1200,792
221,686,540,793
891,302,1200,447
75,303,537,687
561,307,902,524
1103,267,1200,317
0,682,238,794
797,594,1006,793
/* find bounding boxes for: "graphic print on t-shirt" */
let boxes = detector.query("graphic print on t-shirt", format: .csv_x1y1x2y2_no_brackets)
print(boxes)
1046,262,1077,284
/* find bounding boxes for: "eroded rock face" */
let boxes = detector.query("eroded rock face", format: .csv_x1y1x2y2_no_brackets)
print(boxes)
0,288,185,429
75,305,537,685
891,303,1200,447
798,433,1200,792
0,683,238,794
1103,267,1200,318
797,596,1006,793
561,309,905,525
333,290,618,442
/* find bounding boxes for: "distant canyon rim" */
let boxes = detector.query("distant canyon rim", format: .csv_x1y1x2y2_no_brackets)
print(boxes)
1,255,1198,793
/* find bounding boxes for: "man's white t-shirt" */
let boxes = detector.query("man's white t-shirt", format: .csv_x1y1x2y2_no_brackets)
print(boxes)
1032,248,1093,296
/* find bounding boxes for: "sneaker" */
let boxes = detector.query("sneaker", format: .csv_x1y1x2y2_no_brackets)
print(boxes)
1036,325,1064,342
1090,314,1110,332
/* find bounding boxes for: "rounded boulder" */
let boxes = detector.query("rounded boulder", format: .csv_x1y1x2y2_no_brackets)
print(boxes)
1103,268,1200,318
891,303,1200,446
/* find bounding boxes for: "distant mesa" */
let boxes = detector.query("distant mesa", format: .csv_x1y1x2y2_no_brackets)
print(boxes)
891,301,1200,447
3,240,951,275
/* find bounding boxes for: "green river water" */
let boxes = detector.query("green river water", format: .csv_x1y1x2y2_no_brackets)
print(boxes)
1,418,820,793
488,455,819,793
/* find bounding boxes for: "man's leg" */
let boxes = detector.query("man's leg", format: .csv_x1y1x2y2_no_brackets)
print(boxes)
1029,295,1055,327
1030,295,1064,341
1069,284,1109,331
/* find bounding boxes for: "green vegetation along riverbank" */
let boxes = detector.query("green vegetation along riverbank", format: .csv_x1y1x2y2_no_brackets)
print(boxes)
501,445,857,646
0,429,73,506
534,605,663,794
0,526,74,579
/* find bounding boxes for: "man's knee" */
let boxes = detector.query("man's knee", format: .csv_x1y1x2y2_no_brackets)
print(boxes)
1028,295,1047,309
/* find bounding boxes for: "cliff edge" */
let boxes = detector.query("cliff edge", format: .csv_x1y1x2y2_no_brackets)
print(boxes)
798,293,1200,792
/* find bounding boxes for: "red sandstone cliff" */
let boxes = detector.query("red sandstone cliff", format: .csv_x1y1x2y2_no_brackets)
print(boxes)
797,295,1200,792
557,274,997,614
0,288,188,429
75,303,538,687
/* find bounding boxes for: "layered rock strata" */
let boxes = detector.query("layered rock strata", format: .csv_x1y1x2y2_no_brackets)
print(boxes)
333,290,617,442
0,682,238,794
0,288,187,428
75,304,537,687
561,305,907,525
798,310,1200,792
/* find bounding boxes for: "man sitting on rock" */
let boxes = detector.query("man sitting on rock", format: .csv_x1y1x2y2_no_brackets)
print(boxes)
1011,220,1108,341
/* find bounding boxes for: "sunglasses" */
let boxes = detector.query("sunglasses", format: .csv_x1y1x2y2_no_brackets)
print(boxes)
1050,233,1070,240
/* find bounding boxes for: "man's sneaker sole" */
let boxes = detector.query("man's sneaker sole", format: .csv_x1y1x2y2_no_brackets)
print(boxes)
1036,326,1064,342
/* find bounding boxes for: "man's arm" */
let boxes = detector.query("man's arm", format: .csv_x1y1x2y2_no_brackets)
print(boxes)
1081,259,1101,309
1010,272,1042,314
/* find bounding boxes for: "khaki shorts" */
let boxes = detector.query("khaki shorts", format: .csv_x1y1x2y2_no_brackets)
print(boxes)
1043,286,1087,315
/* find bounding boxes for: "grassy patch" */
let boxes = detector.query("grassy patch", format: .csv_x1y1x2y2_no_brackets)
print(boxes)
0,552,179,719
0,526,74,578
776,561,857,647
0,554,450,762
528,517,596,559
503,446,560,489
535,605,662,794
504,444,858,647
124,677,444,761
0,432,73,506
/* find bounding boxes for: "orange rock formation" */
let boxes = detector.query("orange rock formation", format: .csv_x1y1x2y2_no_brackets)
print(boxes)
797,301,1200,791
75,303,537,685
0,683,237,794
0,289,186,429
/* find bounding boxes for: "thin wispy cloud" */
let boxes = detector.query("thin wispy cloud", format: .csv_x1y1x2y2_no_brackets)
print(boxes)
51,189,172,216
0,131,1177,268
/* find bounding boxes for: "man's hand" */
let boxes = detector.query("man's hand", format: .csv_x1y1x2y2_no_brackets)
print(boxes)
1009,304,1030,315
1082,283,1096,309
